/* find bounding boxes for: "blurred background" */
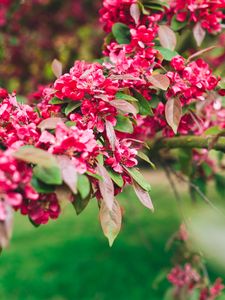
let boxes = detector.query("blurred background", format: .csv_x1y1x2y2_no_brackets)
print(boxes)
0,170,224,300
0,0,102,94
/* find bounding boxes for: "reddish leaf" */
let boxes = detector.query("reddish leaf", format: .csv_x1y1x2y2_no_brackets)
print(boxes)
97,164,114,210
105,120,117,151
13,146,58,168
38,117,64,131
165,98,182,134
55,185,73,210
0,205,13,249
158,25,177,51
130,3,140,25
193,22,206,47
57,156,78,194
51,59,62,78
99,199,122,247
110,100,138,115
133,181,154,211
148,74,170,90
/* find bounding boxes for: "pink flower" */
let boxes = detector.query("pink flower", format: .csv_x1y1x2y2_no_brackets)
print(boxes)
167,0,225,34
210,278,224,299
38,123,99,174
167,59,219,105
105,139,138,173
0,95,40,147
0,150,38,221
168,264,200,289
54,61,118,101
99,0,137,32
21,193,60,225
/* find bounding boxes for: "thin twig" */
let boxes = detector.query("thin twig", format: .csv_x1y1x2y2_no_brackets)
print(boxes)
162,163,188,226
170,168,224,217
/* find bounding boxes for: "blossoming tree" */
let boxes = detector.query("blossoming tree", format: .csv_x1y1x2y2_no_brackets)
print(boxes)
1,0,225,299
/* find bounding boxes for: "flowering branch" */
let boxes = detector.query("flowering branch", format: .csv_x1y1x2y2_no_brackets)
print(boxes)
149,136,225,152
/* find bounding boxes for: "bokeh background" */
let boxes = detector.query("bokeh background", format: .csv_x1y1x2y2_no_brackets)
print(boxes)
0,170,224,300
0,0,102,94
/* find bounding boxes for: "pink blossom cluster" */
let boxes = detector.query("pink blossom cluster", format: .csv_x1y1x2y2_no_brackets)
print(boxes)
99,0,137,32
167,57,219,105
49,60,140,180
99,0,224,141
0,0,11,27
0,94,40,148
168,264,224,299
103,16,161,89
200,279,225,300
0,149,60,225
167,0,225,34
20,193,60,225
38,123,99,174
54,61,118,102
0,150,32,221
168,264,200,289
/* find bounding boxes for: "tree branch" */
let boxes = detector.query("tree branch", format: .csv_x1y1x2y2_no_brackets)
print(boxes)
149,136,225,152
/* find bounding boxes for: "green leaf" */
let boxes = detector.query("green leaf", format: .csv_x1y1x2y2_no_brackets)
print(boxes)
16,95,27,104
144,4,165,11
65,121,76,127
65,102,81,116
202,163,213,177
149,95,160,108
73,194,91,216
29,217,40,228
132,90,153,116
204,125,221,135
31,177,55,193
77,175,91,199
97,154,104,165
112,23,131,44
191,177,207,201
115,92,138,102
125,167,151,192
86,171,103,181
178,149,192,176
171,16,188,31
115,115,134,133
107,169,124,188
33,165,62,185
137,151,155,169
215,174,225,197
49,97,67,105
155,46,179,61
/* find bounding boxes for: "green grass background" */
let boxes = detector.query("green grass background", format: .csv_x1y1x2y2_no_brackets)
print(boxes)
0,172,223,300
